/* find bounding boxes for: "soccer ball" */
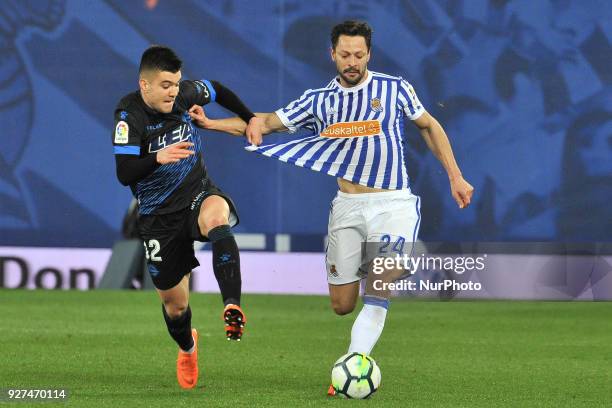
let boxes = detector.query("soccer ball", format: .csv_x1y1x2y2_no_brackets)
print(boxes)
331,352,381,399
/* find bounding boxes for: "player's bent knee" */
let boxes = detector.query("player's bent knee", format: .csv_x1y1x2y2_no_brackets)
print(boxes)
331,301,356,316
163,301,188,319
198,213,229,236
329,282,359,315
205,215,229,232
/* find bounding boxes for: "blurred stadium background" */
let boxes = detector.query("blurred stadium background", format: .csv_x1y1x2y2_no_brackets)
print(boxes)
1,0,612,405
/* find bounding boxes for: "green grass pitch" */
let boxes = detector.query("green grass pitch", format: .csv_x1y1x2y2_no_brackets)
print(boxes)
1,290,611,407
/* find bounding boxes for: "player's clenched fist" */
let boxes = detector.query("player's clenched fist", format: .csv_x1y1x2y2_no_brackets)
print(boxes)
188,105,209,128
156,142,195,164
245,116,264,146
450,176,475,209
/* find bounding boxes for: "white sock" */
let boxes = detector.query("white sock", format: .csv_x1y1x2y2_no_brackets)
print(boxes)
347,296,389,355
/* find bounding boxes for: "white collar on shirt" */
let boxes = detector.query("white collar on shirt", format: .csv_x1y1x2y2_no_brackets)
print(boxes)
333,69,372,93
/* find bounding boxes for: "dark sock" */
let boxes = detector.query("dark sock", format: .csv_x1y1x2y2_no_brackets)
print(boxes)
162,305,194,351
209,224,241,306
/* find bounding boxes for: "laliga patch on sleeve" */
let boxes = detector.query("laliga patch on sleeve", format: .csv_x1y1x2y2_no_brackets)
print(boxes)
115,121,129,144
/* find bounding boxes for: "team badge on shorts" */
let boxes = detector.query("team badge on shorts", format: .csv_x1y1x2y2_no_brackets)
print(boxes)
329,264,339,278
115,121,129,144
370,98,383,112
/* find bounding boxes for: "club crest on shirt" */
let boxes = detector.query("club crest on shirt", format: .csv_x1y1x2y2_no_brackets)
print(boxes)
370,98,383,112
115,121,129,144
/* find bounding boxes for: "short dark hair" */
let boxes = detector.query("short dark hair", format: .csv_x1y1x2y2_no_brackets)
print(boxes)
331,20,372,50
139,45,182,75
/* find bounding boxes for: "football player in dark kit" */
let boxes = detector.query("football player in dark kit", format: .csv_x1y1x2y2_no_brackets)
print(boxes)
111,45,262,389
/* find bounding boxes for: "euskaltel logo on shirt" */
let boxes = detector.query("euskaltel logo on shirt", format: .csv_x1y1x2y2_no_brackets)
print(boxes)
320,120,381,138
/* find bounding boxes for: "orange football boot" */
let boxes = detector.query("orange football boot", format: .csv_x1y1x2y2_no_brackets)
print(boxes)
222,304,246,341
176,328,199,389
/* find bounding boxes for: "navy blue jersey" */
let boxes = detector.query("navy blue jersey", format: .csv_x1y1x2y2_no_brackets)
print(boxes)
112,79,216,215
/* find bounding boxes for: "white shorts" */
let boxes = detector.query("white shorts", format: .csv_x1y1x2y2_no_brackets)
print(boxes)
325,189,421,285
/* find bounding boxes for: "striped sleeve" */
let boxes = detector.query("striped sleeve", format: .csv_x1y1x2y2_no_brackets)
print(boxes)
275,90,316,133
397,79,425,120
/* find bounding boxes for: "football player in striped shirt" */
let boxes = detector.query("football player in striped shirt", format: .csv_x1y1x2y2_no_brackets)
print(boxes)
189,20,474,394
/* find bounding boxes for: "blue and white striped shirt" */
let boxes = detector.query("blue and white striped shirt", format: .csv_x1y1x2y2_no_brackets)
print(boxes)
249,70,425,190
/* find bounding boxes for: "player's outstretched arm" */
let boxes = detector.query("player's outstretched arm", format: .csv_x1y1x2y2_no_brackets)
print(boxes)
189,105,247,136
255,112,288,135
413,111,474,209
189,107,288,140
209,80,263,145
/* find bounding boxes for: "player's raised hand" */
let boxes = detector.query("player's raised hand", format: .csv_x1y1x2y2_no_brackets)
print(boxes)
245,116,264,146
450,176,474,209
188,105,210,128
156,142,195,164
